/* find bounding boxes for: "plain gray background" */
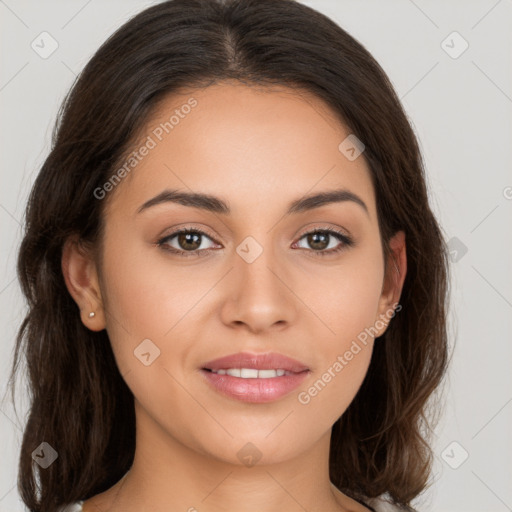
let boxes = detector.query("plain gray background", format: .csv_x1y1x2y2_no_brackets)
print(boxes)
1,1,511,511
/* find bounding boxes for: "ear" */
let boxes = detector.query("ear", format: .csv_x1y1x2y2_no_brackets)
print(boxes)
374,230,407,337
61,236,106,331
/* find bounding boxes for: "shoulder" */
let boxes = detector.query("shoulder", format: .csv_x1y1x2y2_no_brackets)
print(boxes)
366,495,416,512
57,501,83,512
58,496,412,512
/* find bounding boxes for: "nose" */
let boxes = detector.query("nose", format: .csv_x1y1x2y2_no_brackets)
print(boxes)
219,240,298,334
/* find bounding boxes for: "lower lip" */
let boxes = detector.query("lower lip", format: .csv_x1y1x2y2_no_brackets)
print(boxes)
200,369,310,403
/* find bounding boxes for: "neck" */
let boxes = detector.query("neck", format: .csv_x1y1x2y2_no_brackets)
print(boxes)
100,399,351,512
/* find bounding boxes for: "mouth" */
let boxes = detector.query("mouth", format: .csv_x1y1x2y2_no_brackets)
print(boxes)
200,352,310,403
203,368,298,378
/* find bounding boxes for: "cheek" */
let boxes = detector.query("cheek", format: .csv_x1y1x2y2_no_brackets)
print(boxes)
295,347,373,438
293,249,383,422
297,285,379,430
100,235,211,341
303,246,385,344
98,234,224,407
98,241,206,432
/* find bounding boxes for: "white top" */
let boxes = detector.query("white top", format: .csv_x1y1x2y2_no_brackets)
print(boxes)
57,504,83,512
58,496,409,512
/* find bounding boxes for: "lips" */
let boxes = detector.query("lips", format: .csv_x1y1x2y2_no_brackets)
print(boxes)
202,352,309,373
200,351,310,403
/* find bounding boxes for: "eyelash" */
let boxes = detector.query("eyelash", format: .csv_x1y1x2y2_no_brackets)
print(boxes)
156,226,354,258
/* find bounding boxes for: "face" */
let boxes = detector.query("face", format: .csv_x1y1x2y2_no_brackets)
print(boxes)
67,82,405,467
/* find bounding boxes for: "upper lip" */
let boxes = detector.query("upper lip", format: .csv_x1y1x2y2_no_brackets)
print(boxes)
202,352,309,373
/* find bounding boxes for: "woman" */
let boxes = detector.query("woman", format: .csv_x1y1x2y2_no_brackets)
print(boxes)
10,0,450,511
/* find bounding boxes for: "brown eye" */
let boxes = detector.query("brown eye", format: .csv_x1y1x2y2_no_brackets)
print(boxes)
157,228,219,257
295,228,354,256
306,232,330,251
176,232,202,251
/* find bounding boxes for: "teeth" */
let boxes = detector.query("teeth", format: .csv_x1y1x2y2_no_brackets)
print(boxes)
240,368,258,378
210,368,292,378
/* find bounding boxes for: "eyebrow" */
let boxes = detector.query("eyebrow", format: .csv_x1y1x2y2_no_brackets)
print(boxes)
137,188,369,217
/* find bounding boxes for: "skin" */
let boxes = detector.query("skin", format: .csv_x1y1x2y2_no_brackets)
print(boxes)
62,81,406,512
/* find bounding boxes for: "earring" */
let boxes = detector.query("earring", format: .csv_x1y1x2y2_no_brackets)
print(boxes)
88,311,96,318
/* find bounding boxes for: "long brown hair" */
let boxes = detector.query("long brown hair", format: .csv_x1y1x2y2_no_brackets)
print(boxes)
9,0,450,510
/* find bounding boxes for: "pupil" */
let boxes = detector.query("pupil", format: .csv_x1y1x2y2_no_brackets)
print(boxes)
179,232,201,250
309,232,328,250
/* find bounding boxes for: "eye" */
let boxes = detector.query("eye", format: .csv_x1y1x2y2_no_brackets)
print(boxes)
156,226,354,258
293,227,354,256
157,228,219,257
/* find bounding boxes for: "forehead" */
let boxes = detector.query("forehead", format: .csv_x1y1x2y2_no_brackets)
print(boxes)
105,82,376,221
